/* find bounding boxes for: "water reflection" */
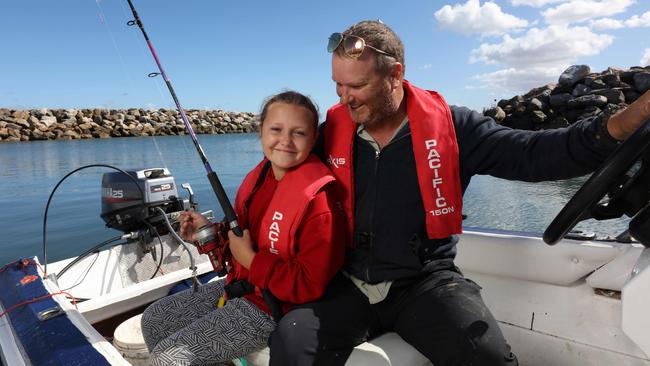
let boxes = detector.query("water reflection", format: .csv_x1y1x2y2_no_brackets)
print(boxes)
0,134,633,265
462,175,630,236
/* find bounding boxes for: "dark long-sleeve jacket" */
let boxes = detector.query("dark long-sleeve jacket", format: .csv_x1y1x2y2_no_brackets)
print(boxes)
318,105,619,283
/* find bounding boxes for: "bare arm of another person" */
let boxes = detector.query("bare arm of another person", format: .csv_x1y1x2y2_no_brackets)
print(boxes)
607,90,650,140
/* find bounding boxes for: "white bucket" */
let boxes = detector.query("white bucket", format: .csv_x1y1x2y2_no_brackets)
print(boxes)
113,314,150,366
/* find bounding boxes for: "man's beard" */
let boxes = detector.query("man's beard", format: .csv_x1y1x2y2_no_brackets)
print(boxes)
353,84,398,128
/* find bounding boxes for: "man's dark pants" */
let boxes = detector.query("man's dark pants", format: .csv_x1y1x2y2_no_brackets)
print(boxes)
269,261,518,366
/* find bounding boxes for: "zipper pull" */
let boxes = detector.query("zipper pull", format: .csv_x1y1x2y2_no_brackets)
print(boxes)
375,150,380,160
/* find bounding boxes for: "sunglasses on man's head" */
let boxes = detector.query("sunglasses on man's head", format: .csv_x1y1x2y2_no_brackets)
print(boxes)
327,32,395,59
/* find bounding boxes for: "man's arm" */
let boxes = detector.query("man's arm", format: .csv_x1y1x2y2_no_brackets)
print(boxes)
454,105,620,187
607,90,650,140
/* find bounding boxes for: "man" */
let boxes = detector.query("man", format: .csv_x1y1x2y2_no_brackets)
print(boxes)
269,20,650,366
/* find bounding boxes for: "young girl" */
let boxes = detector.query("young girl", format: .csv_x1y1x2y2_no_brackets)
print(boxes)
141,91,345,365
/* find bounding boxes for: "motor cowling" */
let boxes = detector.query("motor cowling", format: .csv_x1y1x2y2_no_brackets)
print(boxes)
100,168,183,232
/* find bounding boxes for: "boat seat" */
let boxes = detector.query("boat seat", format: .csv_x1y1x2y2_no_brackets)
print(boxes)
113,312,431,366
245,332,431,366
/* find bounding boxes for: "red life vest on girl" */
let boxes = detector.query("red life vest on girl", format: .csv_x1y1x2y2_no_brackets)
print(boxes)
323,80,462,242
230,154,335,312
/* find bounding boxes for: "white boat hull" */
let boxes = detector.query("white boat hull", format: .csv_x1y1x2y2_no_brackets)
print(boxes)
1,228,649,365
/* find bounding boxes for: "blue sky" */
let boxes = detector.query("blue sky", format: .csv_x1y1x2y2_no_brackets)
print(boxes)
1,0,649,114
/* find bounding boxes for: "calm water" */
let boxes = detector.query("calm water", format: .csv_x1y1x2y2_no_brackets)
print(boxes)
0,134,630,266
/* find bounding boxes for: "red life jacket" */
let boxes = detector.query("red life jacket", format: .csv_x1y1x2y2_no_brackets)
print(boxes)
229,154,335,292
323,80,462,241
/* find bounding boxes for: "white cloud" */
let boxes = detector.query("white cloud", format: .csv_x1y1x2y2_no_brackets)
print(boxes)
625,11,650,27
589,10,650,29
470,25,614,68
467,24,614,93
435,0,528,36
419,64,433,70
642,49,650,66
510,0,567,7
471,66,564,94
543,0,636,25
589,18,625,29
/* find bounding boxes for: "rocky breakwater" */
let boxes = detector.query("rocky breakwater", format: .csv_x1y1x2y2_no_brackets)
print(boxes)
484,65,650,130
0,108,259,142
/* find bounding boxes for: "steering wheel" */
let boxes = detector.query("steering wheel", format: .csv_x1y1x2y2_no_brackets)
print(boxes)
543,119,650,245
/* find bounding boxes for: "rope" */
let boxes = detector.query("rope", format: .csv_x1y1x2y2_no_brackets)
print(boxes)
0,291,79,319
1,259,79,318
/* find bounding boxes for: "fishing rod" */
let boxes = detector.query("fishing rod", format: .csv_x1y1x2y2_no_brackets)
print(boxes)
124,0,283,320
124,0,242,237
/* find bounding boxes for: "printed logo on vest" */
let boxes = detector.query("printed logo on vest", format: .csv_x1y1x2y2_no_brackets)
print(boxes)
268,211,283,254
425,139,455,216
327,155,346,168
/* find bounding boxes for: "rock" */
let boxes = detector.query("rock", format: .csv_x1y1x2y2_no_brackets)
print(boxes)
549,93,572,108
578,106,601,120
592,88,625,104
30,129,48,140
584,77,607,89
483,106,506,122
567,95,608,109
572,84,591,97
524,84,554,100
4,122,21,131
241,122,253,132
61,118,77,127
14,119,30,129
601,73,621,87
530,110,547,124
35,123,49,132
7,126,22,138
621,69,642,83
559,65,591,88
624,89,641,103
40,116,57,128
526,98,543,111
96,131,111,138
11,110,29,120
634,73,650,93
164,109,178,117
63,130,80,139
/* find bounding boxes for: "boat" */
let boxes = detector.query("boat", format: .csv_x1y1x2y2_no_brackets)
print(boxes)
2,120,650,365
2,225,649,365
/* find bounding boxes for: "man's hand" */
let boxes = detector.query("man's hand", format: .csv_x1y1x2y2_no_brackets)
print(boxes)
608,89,650,140
228,229,256,270
178,211,210,241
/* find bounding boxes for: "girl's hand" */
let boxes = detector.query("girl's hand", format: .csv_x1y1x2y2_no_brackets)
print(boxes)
178,211,210,241
228,229,256,269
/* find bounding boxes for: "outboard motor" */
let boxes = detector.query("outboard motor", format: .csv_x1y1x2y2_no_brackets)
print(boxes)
101,168,190,233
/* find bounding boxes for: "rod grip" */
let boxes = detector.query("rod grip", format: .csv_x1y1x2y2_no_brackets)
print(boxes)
206,171,242,237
